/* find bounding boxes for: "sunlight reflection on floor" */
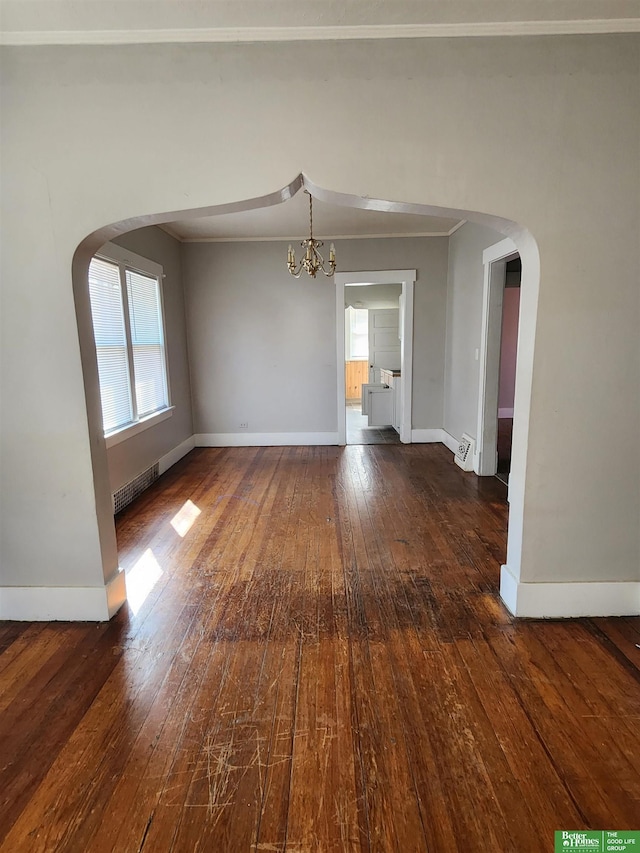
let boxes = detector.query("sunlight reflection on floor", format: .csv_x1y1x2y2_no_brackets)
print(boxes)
125,548,163,615
170,499,202,537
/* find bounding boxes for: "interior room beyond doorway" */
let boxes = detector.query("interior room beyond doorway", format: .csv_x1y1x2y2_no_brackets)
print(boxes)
344,283,402,445
496,256,521,486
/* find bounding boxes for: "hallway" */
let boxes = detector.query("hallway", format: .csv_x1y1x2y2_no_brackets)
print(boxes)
1,444,638,851
346,401,401,445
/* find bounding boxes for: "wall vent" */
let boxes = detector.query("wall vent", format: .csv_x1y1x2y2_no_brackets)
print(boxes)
454,433,475,472
112,463,159,515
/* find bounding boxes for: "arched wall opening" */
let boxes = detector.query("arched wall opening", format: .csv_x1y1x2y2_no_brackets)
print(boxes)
3,34,635,624
72,173,540,619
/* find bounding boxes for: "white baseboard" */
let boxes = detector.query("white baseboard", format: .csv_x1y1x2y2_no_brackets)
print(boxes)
158,435,195,475
499,565,520,614
411,428,461,455
106,568,127,618
195,432,340,447
439,429,460,454
500,565,640,618
111,435,196,495
411,428,445,444
498,407,514,418
0,568,127,621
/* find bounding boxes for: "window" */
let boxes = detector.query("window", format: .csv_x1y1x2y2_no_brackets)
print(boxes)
346,306,369,360
88,243,171,444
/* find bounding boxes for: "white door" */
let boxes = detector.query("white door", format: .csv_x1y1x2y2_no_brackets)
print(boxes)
368,309,400,383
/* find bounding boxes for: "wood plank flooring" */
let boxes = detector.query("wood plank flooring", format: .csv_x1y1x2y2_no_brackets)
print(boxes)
1,444,639,852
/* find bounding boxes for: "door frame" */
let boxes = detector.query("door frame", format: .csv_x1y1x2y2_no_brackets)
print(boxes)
475,238,519,475
335,269,416,445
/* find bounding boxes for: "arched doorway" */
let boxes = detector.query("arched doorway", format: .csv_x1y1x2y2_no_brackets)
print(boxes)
73,174,539,619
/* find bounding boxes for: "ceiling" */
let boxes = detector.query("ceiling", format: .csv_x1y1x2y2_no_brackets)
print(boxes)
2,0,638,44
163,191,463,242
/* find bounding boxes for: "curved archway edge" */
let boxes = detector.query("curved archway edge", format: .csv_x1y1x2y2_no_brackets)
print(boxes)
73,173,540,620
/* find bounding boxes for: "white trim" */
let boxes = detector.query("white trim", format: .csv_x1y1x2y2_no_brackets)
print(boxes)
500,566,640,618
157,222,184,242
195,432,339,447
337,292,347,445
439,429,460,454
499,565,520,614
109,433,195,494
178,230,458,243
93,241,171,444
412,427,472,456
3,20,639,46
447,220,467,237
335,269,417,287
411,429,444,444
399,280,414,444
0,569,126,621
475,238,518,476
335,270,416,446
96,241,163,278
158,435,196,475
106,568,127,617
482,237,518,268
105,406,175,449
498,407,514,418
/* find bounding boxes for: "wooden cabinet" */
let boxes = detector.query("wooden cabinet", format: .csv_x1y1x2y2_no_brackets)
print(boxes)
345,360,368,401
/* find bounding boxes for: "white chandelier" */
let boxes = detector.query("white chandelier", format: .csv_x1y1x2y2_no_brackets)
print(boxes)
287,191,336,278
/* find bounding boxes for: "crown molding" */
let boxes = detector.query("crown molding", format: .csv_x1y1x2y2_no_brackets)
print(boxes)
447,220,467,236
157,222,184,241
177,230,457,243
2,19,639,46
155,220,467,243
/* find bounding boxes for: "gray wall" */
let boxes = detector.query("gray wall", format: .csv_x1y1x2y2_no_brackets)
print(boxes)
108,226,193,491
443,222,505,442
1,35,638,605
183,241,336,435
183,236,449,436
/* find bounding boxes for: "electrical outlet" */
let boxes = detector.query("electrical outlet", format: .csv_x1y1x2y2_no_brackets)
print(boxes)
239,422,248,430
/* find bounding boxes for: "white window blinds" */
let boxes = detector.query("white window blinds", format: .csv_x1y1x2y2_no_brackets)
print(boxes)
89,258,133,433
88,250,169,437
126,270,168,417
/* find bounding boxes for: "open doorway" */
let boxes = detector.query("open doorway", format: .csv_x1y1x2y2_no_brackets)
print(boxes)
71,175,537,621
344,285,402,445
335,269,416,446
475,237,520,482
496,257,521,485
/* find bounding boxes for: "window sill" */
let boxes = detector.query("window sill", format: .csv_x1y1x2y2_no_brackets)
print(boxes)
105,407,175,449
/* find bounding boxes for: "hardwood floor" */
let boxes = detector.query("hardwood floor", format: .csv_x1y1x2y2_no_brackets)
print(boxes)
1,444,639,852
